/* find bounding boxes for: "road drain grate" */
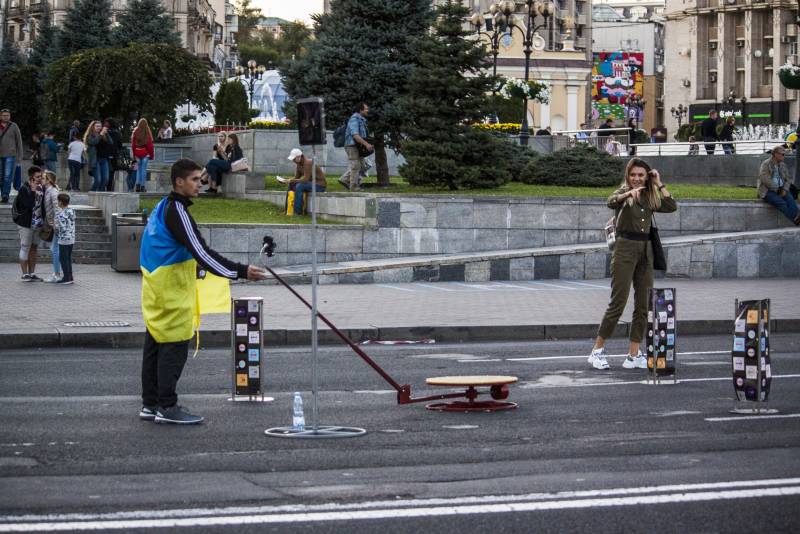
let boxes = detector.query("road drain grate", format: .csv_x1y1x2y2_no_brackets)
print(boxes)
63,321,131,328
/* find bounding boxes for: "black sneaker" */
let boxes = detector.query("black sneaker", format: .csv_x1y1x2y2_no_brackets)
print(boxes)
154,405,204,425
1,196,8,203
139,405,157,421
28,274,43,282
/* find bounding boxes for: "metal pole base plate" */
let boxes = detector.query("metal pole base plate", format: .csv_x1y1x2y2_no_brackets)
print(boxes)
264,425,367,439
729,407,779,415
426,400,517,413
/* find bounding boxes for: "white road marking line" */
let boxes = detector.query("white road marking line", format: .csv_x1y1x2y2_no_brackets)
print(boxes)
457,359,502,363
452,283,495,291
4,478,799,524
490,282,540,291
705,413,800,422
507,350,730,362
563,280,610,289
525,374,800,389
414,283,455,292
2,486,799,530
374,284,416,293
525,281,578,290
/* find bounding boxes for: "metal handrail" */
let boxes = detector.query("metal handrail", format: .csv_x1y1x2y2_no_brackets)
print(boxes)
629,139,789,156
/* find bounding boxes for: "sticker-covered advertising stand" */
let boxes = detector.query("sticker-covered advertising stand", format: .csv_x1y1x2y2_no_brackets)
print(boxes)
730,299,776,415
646,288,677,384
231,297,273,402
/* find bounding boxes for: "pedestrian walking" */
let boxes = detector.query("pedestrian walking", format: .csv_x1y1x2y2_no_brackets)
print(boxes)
139,158,268,424
341,102,373,192
66,132,85,191
758,145,800,225
720,117,736,155
84,121,112,191
41,171,62,283
700,109,719,154
131,118,154,193
588,158,678,370
0,108,24,203
41,132,59,173
55,193,75,285
12,166,44,281
67,120,81,143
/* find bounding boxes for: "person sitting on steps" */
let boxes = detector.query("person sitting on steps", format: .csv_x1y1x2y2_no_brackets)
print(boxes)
204,133,243,194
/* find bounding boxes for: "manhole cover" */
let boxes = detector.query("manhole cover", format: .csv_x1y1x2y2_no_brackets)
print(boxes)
63,321,131,328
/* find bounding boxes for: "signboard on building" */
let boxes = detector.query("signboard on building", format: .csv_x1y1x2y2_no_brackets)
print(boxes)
688,102,789,126
591,51,645,122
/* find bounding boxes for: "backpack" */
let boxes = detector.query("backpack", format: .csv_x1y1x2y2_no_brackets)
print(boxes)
11,189,23,225
333,122,347,148
38,141,50,161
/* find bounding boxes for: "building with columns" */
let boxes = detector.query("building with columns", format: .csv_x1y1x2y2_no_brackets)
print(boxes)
0,0,225,76
663,0,798,137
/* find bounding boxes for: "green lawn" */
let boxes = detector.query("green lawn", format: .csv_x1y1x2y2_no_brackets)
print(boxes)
264,175,758,201
138,197,336,225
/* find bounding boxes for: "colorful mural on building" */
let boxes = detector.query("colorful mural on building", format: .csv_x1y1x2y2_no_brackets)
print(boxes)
591,51,644,123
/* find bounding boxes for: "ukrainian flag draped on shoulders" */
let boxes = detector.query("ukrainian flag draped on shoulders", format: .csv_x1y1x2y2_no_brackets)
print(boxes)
140,195,239,343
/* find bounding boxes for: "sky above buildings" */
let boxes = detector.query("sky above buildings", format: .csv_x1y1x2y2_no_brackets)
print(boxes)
257,0,324,23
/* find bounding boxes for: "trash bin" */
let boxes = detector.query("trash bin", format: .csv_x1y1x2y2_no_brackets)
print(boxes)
111,213,146,272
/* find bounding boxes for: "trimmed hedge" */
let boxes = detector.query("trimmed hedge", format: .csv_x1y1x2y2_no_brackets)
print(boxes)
519,144,625,187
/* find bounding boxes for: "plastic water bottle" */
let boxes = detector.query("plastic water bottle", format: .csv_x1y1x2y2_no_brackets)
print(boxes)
292,392,305,431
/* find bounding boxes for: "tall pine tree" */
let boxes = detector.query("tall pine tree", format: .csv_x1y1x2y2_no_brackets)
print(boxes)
28,1,62,68
0,39,22,70
281,0,434,186
398,0,510,190
113,0,181,47
59,0,113,56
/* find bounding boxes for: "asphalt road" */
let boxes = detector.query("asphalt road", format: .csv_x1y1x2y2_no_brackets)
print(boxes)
1,335,800,532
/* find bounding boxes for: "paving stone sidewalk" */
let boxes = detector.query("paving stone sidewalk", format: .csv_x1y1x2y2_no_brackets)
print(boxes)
1,264,797,339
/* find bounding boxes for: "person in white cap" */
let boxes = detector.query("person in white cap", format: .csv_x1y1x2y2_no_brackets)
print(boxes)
287,148,326,215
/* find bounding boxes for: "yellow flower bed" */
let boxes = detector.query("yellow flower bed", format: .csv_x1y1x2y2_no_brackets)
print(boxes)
248,119,293,130
471,123,521,134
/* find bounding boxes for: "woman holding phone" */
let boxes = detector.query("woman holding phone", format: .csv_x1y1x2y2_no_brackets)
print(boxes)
588,158,678,370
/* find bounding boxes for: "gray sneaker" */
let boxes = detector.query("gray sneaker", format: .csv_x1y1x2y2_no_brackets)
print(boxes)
154,405,204,425
139,405,157,421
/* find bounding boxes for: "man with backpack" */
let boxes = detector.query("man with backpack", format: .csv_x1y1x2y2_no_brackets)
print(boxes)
12,166,44,281
0,109,24,204
337,103,373,192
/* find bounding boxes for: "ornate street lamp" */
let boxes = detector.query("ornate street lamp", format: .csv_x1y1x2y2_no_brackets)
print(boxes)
670,103,688,128
740,96,748,127
627,93,646,130
236,59,266,110
504,0,555,146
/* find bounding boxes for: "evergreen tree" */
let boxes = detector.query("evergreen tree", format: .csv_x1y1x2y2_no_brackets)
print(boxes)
113,0,181,47
214,79,250,125
28,1,62,68
281,0,434,186
398,0,510,190
59,0,113,56
0,38,21,69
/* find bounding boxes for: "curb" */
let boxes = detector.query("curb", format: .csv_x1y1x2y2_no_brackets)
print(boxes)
1,319,798,350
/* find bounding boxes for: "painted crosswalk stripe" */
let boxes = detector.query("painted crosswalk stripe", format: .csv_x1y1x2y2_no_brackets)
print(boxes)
375,284,416,292
525,281,578,290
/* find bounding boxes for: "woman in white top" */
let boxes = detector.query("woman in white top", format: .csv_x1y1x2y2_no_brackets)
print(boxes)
66,132,85,191
158,120,173,140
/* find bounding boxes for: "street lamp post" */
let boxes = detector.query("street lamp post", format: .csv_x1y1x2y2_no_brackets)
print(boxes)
670,104,687,128
740,96,747,127
505,0,554,146
470,3,513,124
236,59,266,110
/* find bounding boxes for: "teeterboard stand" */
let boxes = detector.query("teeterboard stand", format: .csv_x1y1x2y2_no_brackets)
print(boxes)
229,297,274,403
265,97,365,439
730,298,777,415
646,288,678,385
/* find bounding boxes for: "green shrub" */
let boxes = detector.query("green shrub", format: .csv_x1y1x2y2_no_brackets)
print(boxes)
676,122,700,142
519,144,625,187
504,142,539,182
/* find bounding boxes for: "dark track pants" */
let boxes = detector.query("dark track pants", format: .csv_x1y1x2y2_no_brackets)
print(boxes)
141,330,190,408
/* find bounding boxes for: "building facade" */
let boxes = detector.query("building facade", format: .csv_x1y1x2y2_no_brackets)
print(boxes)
592,5,666,131
663,0,798,137
1,0,225,76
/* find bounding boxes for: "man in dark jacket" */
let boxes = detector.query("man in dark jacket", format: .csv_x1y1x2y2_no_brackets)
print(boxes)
700,109,719,154
12,166,43,281
104,119,124,191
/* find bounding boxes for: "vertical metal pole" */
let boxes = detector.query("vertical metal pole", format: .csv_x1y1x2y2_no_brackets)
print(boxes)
756,299,763,413
310,146,319,431
673,289,678,385
231,299,235,399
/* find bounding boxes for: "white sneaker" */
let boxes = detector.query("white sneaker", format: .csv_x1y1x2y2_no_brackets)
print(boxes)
588,348,610,370
622,351,647,369
44,273,61,283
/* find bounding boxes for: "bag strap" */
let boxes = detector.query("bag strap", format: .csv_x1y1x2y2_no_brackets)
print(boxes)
0,123,11,144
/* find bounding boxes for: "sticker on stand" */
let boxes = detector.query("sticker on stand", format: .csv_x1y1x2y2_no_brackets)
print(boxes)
236,306,247,318
745,366,757,379
249,316,258,326
658,311,667,323
666,349,674,361
733,357,745,371
747,330,756,339
648,311,653,322
766,364,771,378
236,324,248,337
248,349,259,362
746,347,756,358
660,330,666,338
667,318,674,329
236,373,248,386
747,310,758,323
248,331,260,344
664,289,673,301
238,343,246,353
249,367,259,378
733,338,745,352
667,304,673,313
666,334,674,346
238,360,246,369
248,300,259,313
735,377,744,387
734,319,745,333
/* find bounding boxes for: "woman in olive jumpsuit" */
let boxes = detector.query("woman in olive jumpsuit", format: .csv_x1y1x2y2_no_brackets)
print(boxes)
588,158,678,370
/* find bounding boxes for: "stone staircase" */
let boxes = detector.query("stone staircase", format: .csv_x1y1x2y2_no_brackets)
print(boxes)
0,204,112,264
